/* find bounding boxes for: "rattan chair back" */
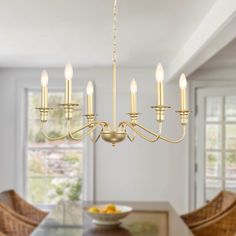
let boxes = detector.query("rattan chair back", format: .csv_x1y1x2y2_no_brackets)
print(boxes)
0,202,34,236
181,191,236,229
0,191,15,211
0,190,47,226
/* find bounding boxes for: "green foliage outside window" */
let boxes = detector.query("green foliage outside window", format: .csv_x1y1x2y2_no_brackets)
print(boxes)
27,91,83,206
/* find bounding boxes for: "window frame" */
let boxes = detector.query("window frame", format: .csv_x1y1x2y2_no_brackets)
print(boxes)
16,80,95,208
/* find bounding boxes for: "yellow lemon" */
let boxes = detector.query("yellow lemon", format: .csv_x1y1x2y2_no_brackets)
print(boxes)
105,204,116,212
88,207,100,213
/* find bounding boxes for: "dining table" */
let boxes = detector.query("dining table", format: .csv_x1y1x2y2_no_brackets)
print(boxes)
30,201,194,236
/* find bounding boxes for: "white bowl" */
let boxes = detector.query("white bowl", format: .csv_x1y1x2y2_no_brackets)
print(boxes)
84,205,132,226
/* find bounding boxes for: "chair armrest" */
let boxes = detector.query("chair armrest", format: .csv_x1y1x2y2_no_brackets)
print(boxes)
181,210,213,229
192,204,236,236
12,191,48,224
0,203,38,227
181,192,225,228
0,203,35,236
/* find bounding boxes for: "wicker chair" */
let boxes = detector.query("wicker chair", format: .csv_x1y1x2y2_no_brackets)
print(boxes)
0,202,35,236
192,203,236,236
0,190,47,226
181,191,236,229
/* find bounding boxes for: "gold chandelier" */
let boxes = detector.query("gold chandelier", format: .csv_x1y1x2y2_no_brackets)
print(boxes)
37,0,191,146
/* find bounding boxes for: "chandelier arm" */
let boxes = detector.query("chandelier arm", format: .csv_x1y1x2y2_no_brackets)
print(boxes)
136,123,162,137
121,121,160,143
127,131,136,142
69,122,104,141
71,121,102,135
89,132,101,143
40,122,68,141
159,126,186,143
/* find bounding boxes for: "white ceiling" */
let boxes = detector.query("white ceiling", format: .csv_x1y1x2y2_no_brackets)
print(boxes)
0,0,217,68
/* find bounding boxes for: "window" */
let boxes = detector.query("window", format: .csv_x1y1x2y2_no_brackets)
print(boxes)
195,87,236,207
26,90,84,208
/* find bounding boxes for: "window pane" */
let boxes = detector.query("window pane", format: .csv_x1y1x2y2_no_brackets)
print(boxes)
206,188,222,202
46,151,82,177
28,177,81,205
28,120,67,146
206,97,221,122
28,122,46,145
206,179,222,188
206,152,221,178
28,119,83,148
225,96,236,122
28,92,83,148
28,150,47,177
28,124,83,148
28,150,82,177
206,124,221,149
226,124,236,150
225,179,236,193
225,152,236,178
28,177,51,204
49,177,82,203
205,179,222,201
27,90,84,207
29,91,83,113
28,92,41,119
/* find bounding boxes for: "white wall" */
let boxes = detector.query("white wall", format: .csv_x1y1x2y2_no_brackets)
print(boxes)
0,67,189,213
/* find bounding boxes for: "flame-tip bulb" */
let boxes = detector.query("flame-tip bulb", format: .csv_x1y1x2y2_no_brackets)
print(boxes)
155,63,164,83
41,70,48,86
86,81,94,95
64,63,73,80
130,78,138,94
179,73,187,89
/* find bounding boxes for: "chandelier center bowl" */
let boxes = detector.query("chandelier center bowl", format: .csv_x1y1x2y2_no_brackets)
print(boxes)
101,130,127,145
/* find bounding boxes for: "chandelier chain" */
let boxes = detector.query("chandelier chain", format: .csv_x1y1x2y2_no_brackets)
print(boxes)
112,0,118,130
112,0,118,64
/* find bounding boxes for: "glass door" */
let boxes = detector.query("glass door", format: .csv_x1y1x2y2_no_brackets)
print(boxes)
195,87,236,207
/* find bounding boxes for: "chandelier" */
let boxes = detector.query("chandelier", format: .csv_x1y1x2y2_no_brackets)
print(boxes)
37,0,191,146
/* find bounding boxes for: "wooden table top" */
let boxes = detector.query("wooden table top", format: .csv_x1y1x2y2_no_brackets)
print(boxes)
31,201,193,236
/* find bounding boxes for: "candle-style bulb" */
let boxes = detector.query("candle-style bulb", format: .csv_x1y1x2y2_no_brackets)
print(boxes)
64,63,73,80
86,81,94,115
179,73,187,89
86,81,94,95
41,70,48,109
41,70,48,86
130,79,137,94
155,63,164,83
